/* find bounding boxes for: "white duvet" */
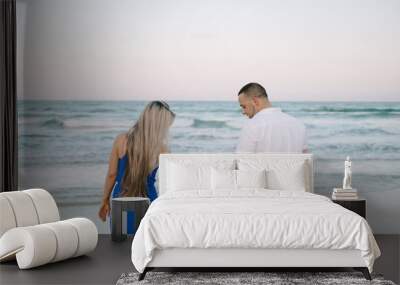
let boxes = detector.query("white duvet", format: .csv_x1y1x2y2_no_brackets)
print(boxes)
131,190,380,273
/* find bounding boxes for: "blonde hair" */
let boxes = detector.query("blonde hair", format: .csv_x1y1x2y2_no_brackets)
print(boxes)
122,101,175,197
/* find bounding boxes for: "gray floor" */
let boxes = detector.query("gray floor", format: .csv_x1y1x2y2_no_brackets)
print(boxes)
0,235,134,285
1,235,399,285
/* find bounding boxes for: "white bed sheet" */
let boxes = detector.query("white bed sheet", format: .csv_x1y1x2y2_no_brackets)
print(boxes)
131,190,380,273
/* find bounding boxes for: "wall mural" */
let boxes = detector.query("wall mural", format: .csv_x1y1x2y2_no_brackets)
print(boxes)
17,0,400,234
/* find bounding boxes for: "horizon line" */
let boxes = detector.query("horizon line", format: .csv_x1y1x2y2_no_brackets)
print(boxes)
17,98,400,103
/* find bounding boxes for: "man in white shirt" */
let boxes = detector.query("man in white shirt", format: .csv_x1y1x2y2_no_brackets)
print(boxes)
236,83,307,153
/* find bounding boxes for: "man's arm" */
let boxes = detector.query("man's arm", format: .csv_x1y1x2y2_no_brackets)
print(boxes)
301,124,308,153
236,124,258,153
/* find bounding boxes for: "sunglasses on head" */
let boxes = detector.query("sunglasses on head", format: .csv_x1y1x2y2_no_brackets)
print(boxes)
152,101,175,116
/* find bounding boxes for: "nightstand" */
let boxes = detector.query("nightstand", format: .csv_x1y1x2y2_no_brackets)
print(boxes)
332,198,366,218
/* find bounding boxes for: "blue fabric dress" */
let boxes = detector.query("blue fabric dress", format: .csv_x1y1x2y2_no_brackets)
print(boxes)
111,154,158,234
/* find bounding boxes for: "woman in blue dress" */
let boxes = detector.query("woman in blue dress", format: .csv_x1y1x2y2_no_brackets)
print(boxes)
98,101,175,234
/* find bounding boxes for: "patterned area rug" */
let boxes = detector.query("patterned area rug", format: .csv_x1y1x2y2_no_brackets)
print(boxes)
116,271,396,285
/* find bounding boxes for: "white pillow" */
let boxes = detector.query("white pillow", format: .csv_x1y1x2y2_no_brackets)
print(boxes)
238,159,307,191
236,169,267,189
211,168,268,191
167,162,211,192
266,161,306,191
211,168,236,190
166,159,236,193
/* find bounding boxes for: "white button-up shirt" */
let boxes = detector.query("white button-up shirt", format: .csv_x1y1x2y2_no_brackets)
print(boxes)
236,107,307,153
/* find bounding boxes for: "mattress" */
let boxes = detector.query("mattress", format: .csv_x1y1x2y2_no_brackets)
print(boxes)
131,190,380,273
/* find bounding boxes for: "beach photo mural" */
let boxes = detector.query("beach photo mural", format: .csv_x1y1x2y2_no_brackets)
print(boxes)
17,0,400,233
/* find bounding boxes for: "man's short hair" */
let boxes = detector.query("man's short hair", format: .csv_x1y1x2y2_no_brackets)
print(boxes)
238,83,268,99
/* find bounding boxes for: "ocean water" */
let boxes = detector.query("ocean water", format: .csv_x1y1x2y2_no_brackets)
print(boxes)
18,100,400,233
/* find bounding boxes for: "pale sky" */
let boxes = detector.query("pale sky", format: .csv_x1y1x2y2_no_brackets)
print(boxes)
17,0,400,101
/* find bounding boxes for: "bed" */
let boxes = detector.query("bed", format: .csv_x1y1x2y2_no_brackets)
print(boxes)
131,153,380,280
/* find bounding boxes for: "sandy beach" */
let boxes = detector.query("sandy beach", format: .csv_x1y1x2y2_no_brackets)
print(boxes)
49,160,400,235
59,204,110,234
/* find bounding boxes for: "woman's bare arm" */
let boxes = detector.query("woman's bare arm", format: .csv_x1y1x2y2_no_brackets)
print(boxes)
98,135,122,221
